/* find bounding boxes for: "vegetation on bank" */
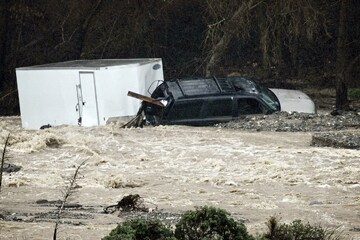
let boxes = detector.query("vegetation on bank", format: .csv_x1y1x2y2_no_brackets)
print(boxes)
102,206,343,240
0,0,359,115
348,88,360,100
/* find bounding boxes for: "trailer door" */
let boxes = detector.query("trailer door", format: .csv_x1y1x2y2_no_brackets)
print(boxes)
78,72,100,126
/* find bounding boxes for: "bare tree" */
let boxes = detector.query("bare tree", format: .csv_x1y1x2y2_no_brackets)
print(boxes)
204,0,325,77
73,0,104,59
0,133,10,192
259,0,324,71
53,160,87,240
45,0,105,60
335,0,349,110
204,0,260,76
0,0,10,93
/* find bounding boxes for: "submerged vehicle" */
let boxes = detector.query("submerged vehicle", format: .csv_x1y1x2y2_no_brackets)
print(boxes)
134,76,315,126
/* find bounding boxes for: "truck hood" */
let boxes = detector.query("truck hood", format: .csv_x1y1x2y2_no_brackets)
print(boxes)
269,88,316,113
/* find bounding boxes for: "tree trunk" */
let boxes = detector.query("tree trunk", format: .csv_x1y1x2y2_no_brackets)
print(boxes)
68,0,104,59
335,0,349,110
289,37,299,76
206,37,232,77
259,6,270,68
205,0,256,77
0,0,10,93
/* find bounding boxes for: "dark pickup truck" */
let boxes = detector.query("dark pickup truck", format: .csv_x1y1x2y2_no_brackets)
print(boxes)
137,76,283,126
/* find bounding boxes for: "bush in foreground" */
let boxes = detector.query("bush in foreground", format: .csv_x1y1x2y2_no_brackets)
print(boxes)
102,207,344,240
263,216,343,240
175,206,253,240
102,218,175,240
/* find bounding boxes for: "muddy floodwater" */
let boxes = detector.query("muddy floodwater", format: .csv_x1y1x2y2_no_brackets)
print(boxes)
0,116,359,240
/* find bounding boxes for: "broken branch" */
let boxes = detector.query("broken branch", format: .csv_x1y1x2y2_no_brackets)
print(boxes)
127,91,164,107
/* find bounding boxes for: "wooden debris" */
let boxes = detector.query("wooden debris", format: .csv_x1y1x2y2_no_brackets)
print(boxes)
127,91,164,107
121,111,144,128
122,91,165,128
104,194,147,214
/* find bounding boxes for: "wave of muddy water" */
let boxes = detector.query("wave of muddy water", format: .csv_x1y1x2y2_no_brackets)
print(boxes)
0,116,359,239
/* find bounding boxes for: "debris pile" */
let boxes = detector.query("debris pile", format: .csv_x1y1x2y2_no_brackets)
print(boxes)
311,132,360,149
220,111,360,132
219,111,360,150
1,163,21,173
104,194,147,214
102,194,181,224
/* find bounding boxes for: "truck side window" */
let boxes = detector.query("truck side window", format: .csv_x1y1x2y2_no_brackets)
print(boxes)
206,99,233,117
238,98,263,115
168,101,203,119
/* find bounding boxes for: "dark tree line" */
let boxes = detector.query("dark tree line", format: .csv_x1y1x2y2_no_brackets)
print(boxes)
0,0,359,115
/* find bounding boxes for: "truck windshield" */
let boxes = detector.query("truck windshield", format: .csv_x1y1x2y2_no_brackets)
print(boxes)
258,85,280,111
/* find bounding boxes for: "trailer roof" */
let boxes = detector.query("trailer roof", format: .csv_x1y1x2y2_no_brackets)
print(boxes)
16,59,162,70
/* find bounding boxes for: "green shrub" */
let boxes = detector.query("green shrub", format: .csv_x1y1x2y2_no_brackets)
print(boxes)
174,206,254,240
102,208,344,240
263,216,342,240
349,88,360,100
102,218,175,240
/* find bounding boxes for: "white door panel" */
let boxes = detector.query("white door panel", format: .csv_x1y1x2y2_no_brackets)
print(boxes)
78,72,100,126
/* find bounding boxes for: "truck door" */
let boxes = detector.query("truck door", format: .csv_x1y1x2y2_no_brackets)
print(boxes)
77,72,100,126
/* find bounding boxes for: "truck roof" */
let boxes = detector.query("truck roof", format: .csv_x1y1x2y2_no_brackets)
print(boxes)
166,76,259,99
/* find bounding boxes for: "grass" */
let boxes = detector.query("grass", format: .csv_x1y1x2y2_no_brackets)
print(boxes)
348,88,360,100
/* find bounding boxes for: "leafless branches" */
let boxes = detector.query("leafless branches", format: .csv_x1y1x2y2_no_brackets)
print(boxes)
204,0,327,76
53,159,87,240
204,0,260,76
0,133,10,193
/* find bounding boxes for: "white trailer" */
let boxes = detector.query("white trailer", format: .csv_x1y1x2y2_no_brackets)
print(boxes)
16,59,164,129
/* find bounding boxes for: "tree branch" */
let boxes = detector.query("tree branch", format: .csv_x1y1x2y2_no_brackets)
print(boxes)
0,133,10,192
205,0,260,76
53,159,87,240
